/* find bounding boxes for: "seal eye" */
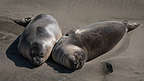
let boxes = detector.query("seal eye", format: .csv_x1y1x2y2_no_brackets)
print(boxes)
65,33,69,36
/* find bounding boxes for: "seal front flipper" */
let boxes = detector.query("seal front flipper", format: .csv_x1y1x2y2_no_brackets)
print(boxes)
11,17,32,27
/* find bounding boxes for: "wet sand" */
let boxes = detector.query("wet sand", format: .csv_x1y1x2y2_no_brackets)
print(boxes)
0,0,144,81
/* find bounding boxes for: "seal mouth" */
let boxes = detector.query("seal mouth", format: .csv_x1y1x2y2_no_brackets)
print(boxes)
70,60,84,70
30,52,45,66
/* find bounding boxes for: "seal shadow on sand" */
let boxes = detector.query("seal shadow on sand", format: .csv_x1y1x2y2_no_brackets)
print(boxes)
46,58,75,73
105,33,132,58
6,35,35,69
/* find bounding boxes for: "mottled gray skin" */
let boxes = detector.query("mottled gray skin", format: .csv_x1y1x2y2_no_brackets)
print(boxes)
16,14,62,66
52,21,140,70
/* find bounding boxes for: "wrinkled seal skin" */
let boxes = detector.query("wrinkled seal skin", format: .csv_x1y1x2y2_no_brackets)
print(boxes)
16,14,62,66
52,21,140,70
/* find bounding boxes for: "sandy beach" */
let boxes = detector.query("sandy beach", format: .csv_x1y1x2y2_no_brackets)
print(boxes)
0,0,144,81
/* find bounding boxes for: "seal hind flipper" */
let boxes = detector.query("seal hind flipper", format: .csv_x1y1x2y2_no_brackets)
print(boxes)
11,17,32,27
127,23,141,32
122,20,141,32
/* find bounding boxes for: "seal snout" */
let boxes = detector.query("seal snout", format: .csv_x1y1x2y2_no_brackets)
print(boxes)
69,51,86,70
30,42,45,65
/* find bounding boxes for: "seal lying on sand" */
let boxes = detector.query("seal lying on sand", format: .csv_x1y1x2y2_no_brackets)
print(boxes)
52,20,140,70
13,14,62,66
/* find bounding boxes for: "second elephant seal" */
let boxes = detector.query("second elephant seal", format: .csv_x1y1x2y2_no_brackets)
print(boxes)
52,20,140,70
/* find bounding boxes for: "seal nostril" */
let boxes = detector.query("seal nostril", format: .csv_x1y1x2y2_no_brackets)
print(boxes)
31,51,36,57
70,61,78,70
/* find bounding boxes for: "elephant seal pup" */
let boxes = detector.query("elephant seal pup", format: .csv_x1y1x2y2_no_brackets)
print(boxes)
52,20,140,70
15,14,62,66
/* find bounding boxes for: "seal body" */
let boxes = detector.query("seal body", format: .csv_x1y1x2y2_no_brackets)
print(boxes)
52,21,140,70
18,14,62,66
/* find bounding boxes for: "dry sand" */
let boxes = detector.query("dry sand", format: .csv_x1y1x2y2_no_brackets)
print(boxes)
0,0,144,81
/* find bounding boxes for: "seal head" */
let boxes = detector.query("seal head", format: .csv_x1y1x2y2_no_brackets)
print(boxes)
52,36,87,70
